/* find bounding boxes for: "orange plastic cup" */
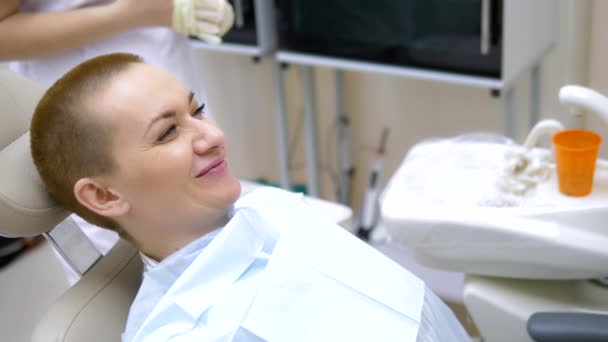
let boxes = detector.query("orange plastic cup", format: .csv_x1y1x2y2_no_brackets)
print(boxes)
552,129,602,196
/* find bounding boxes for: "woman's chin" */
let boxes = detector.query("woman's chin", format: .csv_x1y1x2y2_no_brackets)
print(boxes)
225,177,242,203
213,174,242,207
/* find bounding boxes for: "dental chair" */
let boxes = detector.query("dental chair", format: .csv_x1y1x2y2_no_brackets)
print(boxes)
381,85,608,342
0,69,352,341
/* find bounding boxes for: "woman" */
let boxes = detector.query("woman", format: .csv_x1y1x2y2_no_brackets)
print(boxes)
1,0,234,283
30,53,469,342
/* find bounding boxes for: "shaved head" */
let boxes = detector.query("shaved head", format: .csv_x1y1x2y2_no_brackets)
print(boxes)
30,53,143,237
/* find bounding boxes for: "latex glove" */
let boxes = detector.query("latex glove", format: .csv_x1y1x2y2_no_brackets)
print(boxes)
173,0,234,44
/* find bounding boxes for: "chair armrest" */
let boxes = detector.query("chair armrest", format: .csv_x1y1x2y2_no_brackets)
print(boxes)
527,312,608,342
32,239,142,342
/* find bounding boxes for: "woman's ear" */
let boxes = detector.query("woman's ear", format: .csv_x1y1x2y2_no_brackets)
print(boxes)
74,177,130,218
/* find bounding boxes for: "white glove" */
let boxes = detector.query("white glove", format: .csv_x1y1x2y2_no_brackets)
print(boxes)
173,0,235,44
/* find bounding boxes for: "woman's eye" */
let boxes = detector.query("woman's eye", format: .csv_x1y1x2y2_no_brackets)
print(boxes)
192,103,205,118
158,125,176,142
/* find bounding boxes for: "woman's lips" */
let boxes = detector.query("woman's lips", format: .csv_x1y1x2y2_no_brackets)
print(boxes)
196,158,226,178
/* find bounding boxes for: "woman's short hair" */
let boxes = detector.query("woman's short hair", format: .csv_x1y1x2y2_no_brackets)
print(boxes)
30,53,143,239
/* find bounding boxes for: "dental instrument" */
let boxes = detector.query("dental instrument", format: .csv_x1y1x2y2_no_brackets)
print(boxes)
357,128,389,241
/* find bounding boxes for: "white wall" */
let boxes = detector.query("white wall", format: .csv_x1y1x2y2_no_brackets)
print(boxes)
197,0,591,210
195,53,281,183
586,0,608,149
589,0,608,92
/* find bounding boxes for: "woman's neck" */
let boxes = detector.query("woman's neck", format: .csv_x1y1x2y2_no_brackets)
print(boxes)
129,212,231,261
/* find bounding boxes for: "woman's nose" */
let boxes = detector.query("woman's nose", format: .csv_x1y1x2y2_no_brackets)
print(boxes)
191,119,225,154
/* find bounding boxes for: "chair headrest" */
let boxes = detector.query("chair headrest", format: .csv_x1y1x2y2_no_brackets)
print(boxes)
0,69,68,237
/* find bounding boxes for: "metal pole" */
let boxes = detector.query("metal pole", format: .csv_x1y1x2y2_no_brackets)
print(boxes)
272,59,292,190
504,86,516,139
335,70,352,204
301,65,321,197
530,63,541,129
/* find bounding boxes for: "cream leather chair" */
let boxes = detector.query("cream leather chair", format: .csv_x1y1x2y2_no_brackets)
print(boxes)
0,68,352,341
0,68,143,341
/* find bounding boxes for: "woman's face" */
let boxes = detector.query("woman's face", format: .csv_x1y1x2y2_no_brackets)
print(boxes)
94,63,241,235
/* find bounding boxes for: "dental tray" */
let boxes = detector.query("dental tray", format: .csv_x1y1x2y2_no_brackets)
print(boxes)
381,136,608,279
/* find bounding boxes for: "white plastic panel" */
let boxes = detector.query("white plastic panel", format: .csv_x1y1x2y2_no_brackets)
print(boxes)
464,276,608,342
381,141,608,279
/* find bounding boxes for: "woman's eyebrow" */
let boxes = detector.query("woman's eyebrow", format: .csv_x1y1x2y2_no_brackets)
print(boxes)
145,91,196,134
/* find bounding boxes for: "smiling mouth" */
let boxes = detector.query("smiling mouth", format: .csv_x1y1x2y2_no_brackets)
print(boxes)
196,157,226,178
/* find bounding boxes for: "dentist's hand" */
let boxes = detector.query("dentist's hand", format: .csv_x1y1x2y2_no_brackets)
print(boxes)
172,0,234,44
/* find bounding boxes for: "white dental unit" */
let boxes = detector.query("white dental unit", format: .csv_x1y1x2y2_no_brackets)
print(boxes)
381,85,608,341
